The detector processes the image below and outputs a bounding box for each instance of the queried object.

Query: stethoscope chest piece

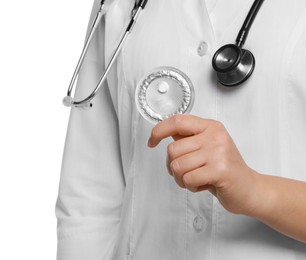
[135,67,194,124]
[212,44,255,87]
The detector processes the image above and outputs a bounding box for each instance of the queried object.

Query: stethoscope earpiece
[212,44,255,87]
[63,96,73,107]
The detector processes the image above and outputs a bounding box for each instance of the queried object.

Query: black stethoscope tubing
[212,0,265,87]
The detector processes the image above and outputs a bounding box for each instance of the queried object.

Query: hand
[148,114,261,215]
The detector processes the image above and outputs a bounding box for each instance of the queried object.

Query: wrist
[243,170,277,219]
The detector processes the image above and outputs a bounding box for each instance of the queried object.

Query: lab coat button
[193,215,206,232]
[197,41,209,56]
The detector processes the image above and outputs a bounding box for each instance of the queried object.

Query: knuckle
[215,160,229,176]
[172,114,185,128]
[215,143,227,157]
[213,129,230,146]
[182,173,192,186]
[211,119,224,129]
[167,142,175,158]
[173,174,185,189]
[183,174,198,193]
[170,160,180,175]
[183,172,196,187]
[215,158,231,179]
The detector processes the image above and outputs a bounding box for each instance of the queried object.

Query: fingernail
[189,187,198,193]
[147,138,152,148]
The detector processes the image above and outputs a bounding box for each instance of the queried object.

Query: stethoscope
[63,0,264,121]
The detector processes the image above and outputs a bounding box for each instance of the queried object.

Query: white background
[0,1,94,259]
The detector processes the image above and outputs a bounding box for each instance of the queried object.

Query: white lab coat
[56,0,306,259]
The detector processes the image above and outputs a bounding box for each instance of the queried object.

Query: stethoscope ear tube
[137,0,149,8]
[63,0,148,108]
[63,2,106,107]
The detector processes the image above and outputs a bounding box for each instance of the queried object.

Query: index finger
[147,114,210,148]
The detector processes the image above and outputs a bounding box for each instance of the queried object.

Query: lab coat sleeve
[56,1,125,259]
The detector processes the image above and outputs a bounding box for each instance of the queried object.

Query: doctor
[56,0,306,259]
